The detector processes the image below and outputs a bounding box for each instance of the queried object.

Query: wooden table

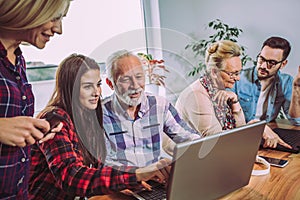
[220,119,300,200]
[90,119,300,200]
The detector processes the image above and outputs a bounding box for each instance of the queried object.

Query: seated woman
[29,54,170,199]
[176,40,245,136]
[175,40,290,149]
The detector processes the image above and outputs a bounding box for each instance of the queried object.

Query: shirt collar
[0,41,7,58]
[0,41,22,59]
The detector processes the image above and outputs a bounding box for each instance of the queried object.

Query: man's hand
[262,125,292,149]
[136,158,172,183]
[293,66,300,87]
[289,66,300,118]
[0,116,50,147]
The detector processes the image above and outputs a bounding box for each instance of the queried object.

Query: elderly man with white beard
[102,49,201,169]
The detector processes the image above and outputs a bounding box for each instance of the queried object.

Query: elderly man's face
[113,55,145,106]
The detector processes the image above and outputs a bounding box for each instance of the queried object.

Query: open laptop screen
[167,121,265,200]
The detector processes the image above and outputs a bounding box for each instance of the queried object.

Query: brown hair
[42,54,106,166]
[261,36,291,61]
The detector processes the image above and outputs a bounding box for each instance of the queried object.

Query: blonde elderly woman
[176,40,291,150]
[0,1,71,198]
[175,40,246,136]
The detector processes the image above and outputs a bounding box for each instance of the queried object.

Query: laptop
[132,120,266,200]
[260,128,300,153]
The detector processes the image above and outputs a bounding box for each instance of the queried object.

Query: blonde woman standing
[0,1,72,198]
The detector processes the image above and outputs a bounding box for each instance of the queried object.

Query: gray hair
[106,49,142,82]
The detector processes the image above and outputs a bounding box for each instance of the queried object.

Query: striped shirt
[102,92,201,167]
[0,42,34,199]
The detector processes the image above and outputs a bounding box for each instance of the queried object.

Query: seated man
[232,37,300,124]
[231,36,300,148]
[102,50,201,167]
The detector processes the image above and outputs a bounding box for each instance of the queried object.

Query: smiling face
[111,55,145,107]
[24,19,62,49]
[24,15,64,49]
[79,69,102,110]
[217,56,242,89]
[22,2,68,49]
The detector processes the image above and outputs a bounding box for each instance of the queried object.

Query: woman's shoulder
[179,79,208,100]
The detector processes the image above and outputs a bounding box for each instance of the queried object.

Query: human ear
[280,60,288,70]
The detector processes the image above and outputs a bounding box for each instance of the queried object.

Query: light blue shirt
[230,66,300,125]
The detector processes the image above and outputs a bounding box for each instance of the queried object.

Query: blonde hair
[0,0,71,31]
[205,40,242,71]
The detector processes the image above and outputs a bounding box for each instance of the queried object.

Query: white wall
[22,0,145,64]
[23,0,146,115]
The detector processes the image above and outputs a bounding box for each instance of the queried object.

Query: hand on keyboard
[262,124,292,149]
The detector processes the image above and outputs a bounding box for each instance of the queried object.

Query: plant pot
[145,83,166,97]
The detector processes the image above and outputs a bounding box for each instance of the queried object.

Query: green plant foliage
[185,19,254,76]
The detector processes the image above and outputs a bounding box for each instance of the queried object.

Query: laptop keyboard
[134,180,167,200]
[261,128,300,153]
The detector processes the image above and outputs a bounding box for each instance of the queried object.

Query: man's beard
[257,67,275,80]
[257,67,280,80]
[115,87,144,107]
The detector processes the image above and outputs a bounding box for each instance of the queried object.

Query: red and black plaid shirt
[29,108,139,200]
[0,42,34,199]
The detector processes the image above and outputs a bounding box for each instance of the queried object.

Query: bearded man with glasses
[231,36,300,149]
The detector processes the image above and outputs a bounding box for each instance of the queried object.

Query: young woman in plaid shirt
[29,54,170,199]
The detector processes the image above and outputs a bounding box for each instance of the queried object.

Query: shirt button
[22,95,26,100]
[21,158,26,162]
[16,76,20,80]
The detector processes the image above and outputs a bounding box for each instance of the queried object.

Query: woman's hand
[213,90,238,106]
[0,116,50,147]
[38,122,63,143]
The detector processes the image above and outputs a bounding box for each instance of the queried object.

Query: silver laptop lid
[167,121,266,200]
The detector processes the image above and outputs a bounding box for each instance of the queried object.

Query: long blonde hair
[0,0,71,31]
[205,40,242,71]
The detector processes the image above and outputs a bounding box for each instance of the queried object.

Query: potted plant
[185,19,254,76]
[137,52,169,95]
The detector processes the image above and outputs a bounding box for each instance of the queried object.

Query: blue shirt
[102,92,200,167]
[0,42,34,199]
[230,66,300,125]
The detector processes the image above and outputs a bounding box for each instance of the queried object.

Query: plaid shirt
[29,108,139,200]
[0,42,34,199]
[102,92,201,168]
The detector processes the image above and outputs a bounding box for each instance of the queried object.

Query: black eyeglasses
[257,55,284,69]
[220,70,241,79]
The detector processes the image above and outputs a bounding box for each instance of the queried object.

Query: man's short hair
[106,49,140,82]
[262,36,291,61]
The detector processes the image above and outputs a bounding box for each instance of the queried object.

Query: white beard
[114,86,143,107]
